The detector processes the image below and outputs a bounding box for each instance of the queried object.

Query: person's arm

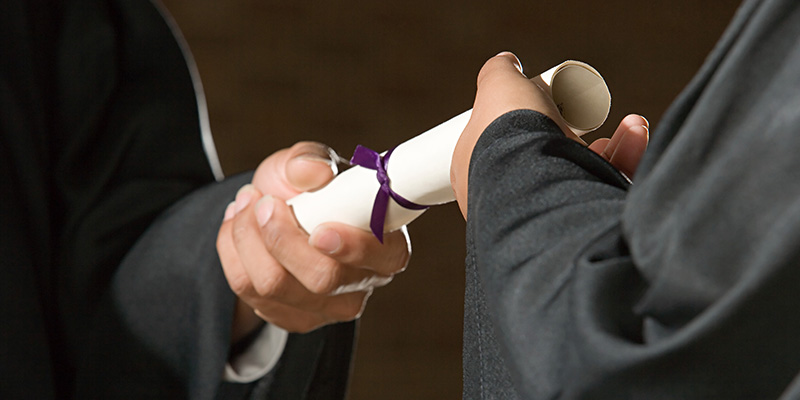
[451,52,647,216]
[452,53,652,398]
[48,1,236,397]
[9,0,403,397]
[215,142,412,399]
[466,109,636,398]
[77,167,365,400]
[73,153,399,399]
[457,32,800,398]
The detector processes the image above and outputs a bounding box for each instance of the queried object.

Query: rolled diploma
[286,60,611,235]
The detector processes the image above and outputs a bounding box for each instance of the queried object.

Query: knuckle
[477,57,504,87]
[306,260,342,295]
[231,224,249,247]
[252,272,286,298]
[262,220,284,251]
[228,273,252,296]
[215,228,227,251]
[307,275,336,295]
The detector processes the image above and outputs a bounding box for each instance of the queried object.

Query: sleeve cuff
[223,323,289,383]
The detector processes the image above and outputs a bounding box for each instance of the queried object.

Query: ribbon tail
[370,187,390,243]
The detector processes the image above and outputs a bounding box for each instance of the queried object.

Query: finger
[309,223,410,278]
[474,52,576,139]
[588,138,611,157]
[225,197,374,330]
[610,123,649,179]
[473,52,555,130]
[258,194,385,295]
[218,205,271,342]
[453,52,577,218]
[221,186,379,334]
[601,114,649,160]
[230,186,326,310]
[252,141,338,200]
[218,201,254,300]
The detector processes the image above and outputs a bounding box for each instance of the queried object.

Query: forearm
[467,104,800,398]
[467,109,630,276]
[466,110,637,398]
[71,174,244,398]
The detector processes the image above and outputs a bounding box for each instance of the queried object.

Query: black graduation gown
[464,0,800,398]
[0,0,353,398]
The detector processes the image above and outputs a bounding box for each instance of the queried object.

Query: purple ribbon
[350,145,429,243]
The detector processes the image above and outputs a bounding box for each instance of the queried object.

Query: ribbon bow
[350,145,429,243]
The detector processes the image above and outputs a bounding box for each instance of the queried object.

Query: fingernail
[495,51,524,76]
[292,152,337,173]
[641,115,650,129]
[223,201,236,221]
[287,151,339,192]
[255,196,275,227]
[622,123,648,142]
[309,227,342,255]
[235,184,255,213]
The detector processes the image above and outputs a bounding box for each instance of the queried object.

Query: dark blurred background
[160,1,741,398]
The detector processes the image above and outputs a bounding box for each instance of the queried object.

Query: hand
[217,142,411,340]
[451,52,649,217]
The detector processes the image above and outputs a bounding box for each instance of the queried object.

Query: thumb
[452,52,567,218]
[472,52,571,137]
[284,142,339,192]
[253,141,339,199]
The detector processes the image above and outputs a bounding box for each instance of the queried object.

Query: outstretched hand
[451,52,649,218]
[217,142,411,340]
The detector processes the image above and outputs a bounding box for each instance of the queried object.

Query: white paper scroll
[286,60,611,236]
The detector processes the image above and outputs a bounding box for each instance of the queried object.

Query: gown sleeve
[40,0,354,398]
[467,20,800,394]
